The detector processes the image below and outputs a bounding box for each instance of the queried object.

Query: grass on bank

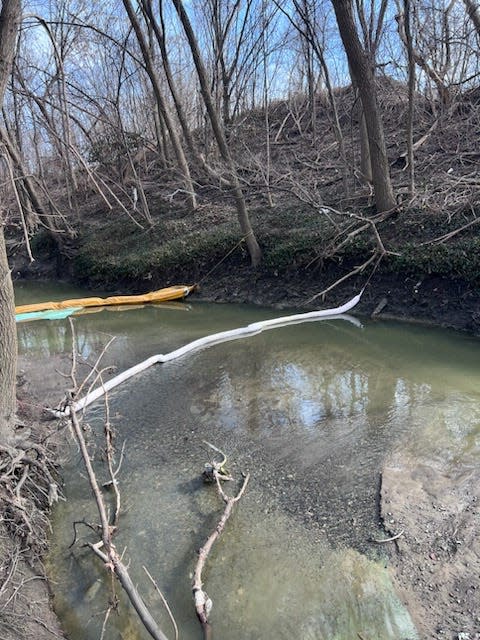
[31,201,479,291]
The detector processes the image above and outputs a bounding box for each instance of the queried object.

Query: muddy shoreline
[191,266,480,336]
[13,246,480,335]
[380,454,480,640]
[6,270,480,640]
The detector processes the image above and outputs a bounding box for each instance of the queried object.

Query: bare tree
[208,0,249,126]
[276,0,349,193]
[394,0,416,197]
[352,0,388,185]
[404,0,416,197]
[331,0,396,213]
[172,0,262,266]
[122,0,197,211]
[0,0,21,445]
[396,0,455,105]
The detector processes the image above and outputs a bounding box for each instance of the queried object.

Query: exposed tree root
[0,428,63,640]
[0,438,61,560]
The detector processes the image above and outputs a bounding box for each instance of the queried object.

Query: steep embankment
[10,200,480,334]
[7,79,480,332]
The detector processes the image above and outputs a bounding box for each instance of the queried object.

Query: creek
[15,282,480,639]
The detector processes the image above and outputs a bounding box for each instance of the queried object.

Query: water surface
[16,283,480,639]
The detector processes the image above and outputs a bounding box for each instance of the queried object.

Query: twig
[32,616,65,638]
[418,215,480,245]
[100,606,113,640]
[101,384,121,527]
[0,149,34,262]
[143,566,179,640]
[68,519,98,548]
[74,333,116,400]
[304,251,378,305]
[370,529,405,543]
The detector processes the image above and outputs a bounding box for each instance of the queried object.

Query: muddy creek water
[15,283,480,640]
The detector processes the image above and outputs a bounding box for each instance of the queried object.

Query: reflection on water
[16,283,480,639]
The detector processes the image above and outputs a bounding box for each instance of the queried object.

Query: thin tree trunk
[155,106,170,166]
[332,0,396,213]
[462,0,480,38]
[0,127,70,242]
[145,0,246,196]
[142,0,197,154]
[172,0,262,266]
[16,70,78,194]
[316,48,349,196]
[0,0,21,445]
[0,225,17,445]
[277,0,349,195]
[403,0,415,197]
[262,0,274,208]
[396,11,450,105]
[122,0,197,211]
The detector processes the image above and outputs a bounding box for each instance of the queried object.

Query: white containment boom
[55,292,363,417]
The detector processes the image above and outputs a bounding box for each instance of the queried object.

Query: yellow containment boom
[15,285,196,315]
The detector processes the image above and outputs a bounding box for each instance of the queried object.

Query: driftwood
[65,321,170,640]
[193,444,250,640]
[64,324,253,639]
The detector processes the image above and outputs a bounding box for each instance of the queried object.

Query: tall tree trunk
[403,0,415,197]
[462,0,480,37]
[142,0,197,154]
[122,0,197,211]
[0,0,21,445]
[172,0,262,266]
[331,0,396,212]
[0,227,17,445]
[261,0,274,208]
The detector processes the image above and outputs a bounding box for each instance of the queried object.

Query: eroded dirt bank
[1,372,66,640]
[194,267,480,336]
[12,241,480,336]
[381,455,480,640]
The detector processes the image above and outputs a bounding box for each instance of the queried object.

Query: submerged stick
[193,470,250,639]
[66,322,169,640]
[143,566,179,640]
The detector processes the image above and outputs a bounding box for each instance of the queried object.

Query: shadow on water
[16,285,480,639]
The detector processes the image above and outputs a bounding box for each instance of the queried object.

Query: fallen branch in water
[193,446,250,640]
[65,320,170,640]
